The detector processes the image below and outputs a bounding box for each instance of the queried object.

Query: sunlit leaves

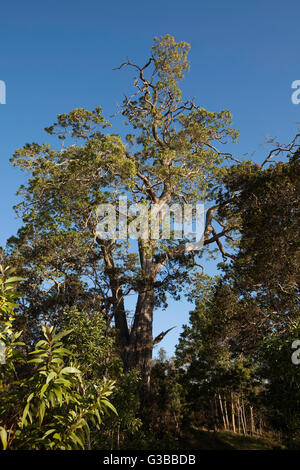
[0,270,117,450]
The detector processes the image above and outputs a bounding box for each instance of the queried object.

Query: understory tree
[176,280,264,435]
[0,266,117,450]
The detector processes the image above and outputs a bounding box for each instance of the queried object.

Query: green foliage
[62,307,118,379]
[175,144,300,442]
[149,349,186,436]
[17,325,116,450]
[0,266,25,373]
[176,282,262,429]
[1,36,299,450]
[60,308,142,449]
[217,149,300,330]
[259,321,300,445]
[99,370,142,449]
[0,268,117,450]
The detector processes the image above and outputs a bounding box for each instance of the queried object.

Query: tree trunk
[250,405,255,435]
[224,395,230,431]
[126,286,155,390]
[218,393,227,430]
[240,399,246,435]
[242,400,247,434]
[231,391,236,433]
[237,397,246,435]
[211,395,218,431]
[97,239,130,366]
[237,397,241,434]
[98,238,160,399]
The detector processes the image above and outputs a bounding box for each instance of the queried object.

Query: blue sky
[0,0,299,355]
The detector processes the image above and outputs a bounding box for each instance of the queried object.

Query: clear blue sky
[0,0,299,355]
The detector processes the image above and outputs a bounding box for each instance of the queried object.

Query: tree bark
[237,397,241,434]
[224,395,230,430]
[98,237,160,396]
[250,405,255,435]
[218,393,227,430]
[242,399,247,434]
[126,285,155,390]
[231,391,236,433]
[97,239,130,366]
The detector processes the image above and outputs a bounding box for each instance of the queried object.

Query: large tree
[7,35,239,389]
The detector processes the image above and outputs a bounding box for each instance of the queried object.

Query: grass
[180,427,286,450]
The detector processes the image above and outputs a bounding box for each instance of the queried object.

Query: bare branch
[260,133,300,168]
[153,326,176,345]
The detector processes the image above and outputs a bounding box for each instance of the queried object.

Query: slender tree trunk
[210,399,214,430]
[237,396,241,434]
[211,395,218,431]
[218,393,227,430]
[242,400,247,434]
[250,405,255,435]
[240,399,247,435]
[224,395,230,430]
[259,417,263,435]
[110,430,114,450]
[214,394,218,431]
[116,424,120,450]
[238,397,246,435]
[231,391,236,433]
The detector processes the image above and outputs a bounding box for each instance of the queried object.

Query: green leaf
[40,382,49,398]
[61,366,81,375]
[53,387,63,406]
[46,371,57,384]
[53,329,73,341]
[28,358,44,364]
[4,276,25,284]
[70,432,84,449]
[38,401,46,425]
[0,427,8,450]
[27,392,34,403]
[42,429,56,439]
[21,403,30,427]
[101,399,118,415]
